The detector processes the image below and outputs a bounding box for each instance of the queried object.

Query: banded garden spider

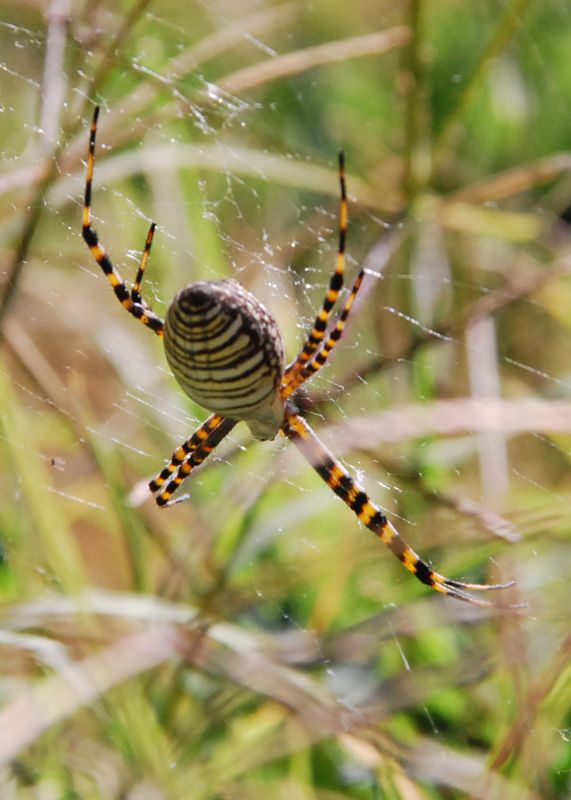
[82,106,516,607]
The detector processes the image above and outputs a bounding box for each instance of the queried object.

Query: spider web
[0,0,570,796]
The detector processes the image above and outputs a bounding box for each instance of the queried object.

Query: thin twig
[319,398,571,450]
[0,156,60,328]
[214,27,411,99]
[40,0,71,146]
[446,152,571,205]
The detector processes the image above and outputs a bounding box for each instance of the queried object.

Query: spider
[82,106,517,607]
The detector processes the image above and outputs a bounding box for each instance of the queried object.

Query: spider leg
[283,151,348,388]
[131,222,156,307]
[283,410,518,607]
[82,105,164,336]
[152,417,237,507]
[149,413,227,492]
[282,266,364,398]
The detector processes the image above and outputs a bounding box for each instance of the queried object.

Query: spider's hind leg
[150,416,236,507]
[283,409,520,608]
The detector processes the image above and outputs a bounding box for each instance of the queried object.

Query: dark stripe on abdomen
[164,279,285,421]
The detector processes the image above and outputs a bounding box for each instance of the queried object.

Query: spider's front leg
[281,266,364,399]
[283,151,349,390]
[283,409,520,607]
[82,105,164,336]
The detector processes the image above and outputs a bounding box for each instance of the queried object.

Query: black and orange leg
[82,105,164,336]
[131,222,156,307]
[283,410,518,607]
[149,413,227,493]
[153,417,237,507]
[283,151,348,389]
[282,266,364,398]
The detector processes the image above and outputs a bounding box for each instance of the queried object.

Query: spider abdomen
[164,279,286,439]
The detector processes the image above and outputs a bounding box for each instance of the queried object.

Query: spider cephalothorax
[82,106,518,607]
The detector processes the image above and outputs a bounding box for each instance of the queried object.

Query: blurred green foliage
[0,0,570,797]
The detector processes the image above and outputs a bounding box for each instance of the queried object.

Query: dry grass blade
[0,626,182,769]
[0,163,49,197]
[320,399,571,452]
[489,631,571,772]
[110,2,300,123]
[1,2,570,795]
[446,152,571,205]
[401,737,541,800]
[438,203,543,242]
[215,27,411,97]
[156,1,298,75]
[39,0,70,147]
[374,452,521,543]
[53,141,383,210]
[434,494,520,543]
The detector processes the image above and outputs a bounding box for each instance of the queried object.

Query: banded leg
[149,413,227,492]
[283,151,348,388]
[283,410,516,606]
[282,267,364,398]
[131,222,156,307]
[153,417,237,507]
[82,105,164,336]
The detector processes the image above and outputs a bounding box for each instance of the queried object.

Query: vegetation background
[0,0,570,797]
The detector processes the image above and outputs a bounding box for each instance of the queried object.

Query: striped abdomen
[164,279,286,439]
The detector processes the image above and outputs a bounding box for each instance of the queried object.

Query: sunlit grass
[0,0,570,797]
